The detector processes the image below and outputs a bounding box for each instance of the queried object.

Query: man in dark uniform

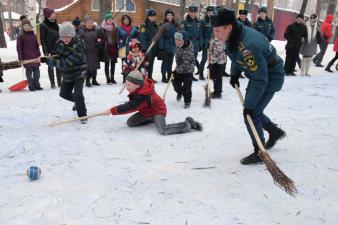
[139,9,158,82]
[211,7,286,165]
[181,5,203,81]
[199,6,215,80]
[253,6,275,42]
[237,9,252,27]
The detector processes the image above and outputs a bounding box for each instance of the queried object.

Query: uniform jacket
[228,23,284,109]
[200,16,213,48]
[110,78,167,117]
[159,20,179,54]
[237,17,253,28]
[139,19,158,57]
[253,17,275,41]
[181,15,203,52]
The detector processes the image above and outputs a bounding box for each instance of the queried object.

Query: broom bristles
[258,151,297,197]
[203,84,211,108]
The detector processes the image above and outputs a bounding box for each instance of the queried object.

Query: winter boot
[300,58,306,76]
[86,77,92,87]
[185,117,203,131]
[106,76,112,85]
[199,74,205,80]
[305,57,312,76]
[240,150,263,165]
[48,70,56,89]
[91,72,100,86]
[192,76,198,82]
[72,104,77,111]
[161,73,168,83]
[211,92,222,99]
[110,74,117,84]
[184,102,191,109]
[80,118,88,124]
[176,93,182,102]
[264,122,286,149]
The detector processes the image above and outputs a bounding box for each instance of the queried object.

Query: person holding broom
[211,7,286,165]
[101,70,202,135]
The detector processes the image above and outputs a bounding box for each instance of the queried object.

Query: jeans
[59,78,87,117]
[126,113,191,135]
[199,47,208,75]
[161,53,174,76]
[244,90,274,148]
[25,67,41,89]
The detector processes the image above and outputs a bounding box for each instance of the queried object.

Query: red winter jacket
[321,15,334,44]
[110,79,167,117]
[333,38,338,52]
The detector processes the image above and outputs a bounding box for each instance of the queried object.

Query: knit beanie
[105,12,113,20]
[126,70,144,86]
[72,17,81,27]
[21,18,31,27]
[59,21,76,37]
[43,8,55,18]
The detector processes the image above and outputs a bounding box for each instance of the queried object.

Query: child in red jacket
[102,70,202,135]
[325,37,338,72]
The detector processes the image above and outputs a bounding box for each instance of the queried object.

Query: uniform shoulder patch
[140,25,146,33]
[242,50,258,72]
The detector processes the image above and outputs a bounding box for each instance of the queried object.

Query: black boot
[325,67,334,73]
[161,73,168,83]
[199,74,205,80]
[264,123,286,149]
[185,117,203,131]
[106,77,112,85]
[72,104,77,111]
[86,77,92,87]
[110,74,117,84]
[184,102,191,109]
[176,93,182,102]
[91,71,100,86]
[48,70,56,89]
[240,150,262,165]
[211,92,222,99]
[192,76,198,82]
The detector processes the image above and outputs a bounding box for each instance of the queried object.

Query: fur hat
[206,6,215,12]
[211,7,237,27]
[59,21,76,37]
[147,9,157,17]
[43,8,55,18]
[165,8,175,17]
[239,9,248,15]
[126,70,144,86]
[188,5,198,12]
[258,6,267,14]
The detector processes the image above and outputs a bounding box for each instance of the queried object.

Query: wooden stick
[203,50,211,108]
[47,112,104,127]
[162,72,174,100]
[235,85,297,196]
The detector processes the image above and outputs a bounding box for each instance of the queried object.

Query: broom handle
[207,50,211,98]
[47,112,104,127]
[21,55,58,65]
[118,41,157,95]
[162,72,174,100]
[235,85,266,153]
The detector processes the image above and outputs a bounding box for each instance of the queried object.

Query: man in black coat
[40,8,61,88]
[284,14,307,76]
[237,9,252,27]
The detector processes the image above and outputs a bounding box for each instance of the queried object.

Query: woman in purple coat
[16,19,42,91]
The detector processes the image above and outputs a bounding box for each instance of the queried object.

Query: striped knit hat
[126,70,144,86]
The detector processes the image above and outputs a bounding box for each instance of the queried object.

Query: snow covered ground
[1,39,338,225]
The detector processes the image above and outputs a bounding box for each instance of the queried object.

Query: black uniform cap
[239,9,248,15]
[189,5,198,12]
[147,9,156,17]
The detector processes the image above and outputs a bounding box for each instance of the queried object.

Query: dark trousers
[25,67,41,89]
[172,72,193,104]
[210,63,224,95]
[86,70,97,83]
[284,48,300,74]
[161,53,174,76]
[244,90,274,149]
[326,52,338,69]
[48,62,61,86]
[194,51,200,73]
[59,78,87,117]
[127,113,191,135]
[147,54,155,79]
[105,59,116,80]
[199,47,208,75]
[313,42,329,65]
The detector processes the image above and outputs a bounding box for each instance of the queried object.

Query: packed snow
[0,39,338,225]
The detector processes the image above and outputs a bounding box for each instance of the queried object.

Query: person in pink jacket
[313,15,334,67]
[325,37,338,72]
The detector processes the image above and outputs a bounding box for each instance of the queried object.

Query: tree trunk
[315,0,322,18]
[24,0,36,30]
[235,0,240,17]
[99,0,112,23]
[7,0,15,40]
[0,4,7,48]
[326,0,337,15]
[300,0,309,15]
[245,0,250,10]
[251,0,256,22]
[37,0,46,24]
[180,0,186,22]
[267,0,274,19]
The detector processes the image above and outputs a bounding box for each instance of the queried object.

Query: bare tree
[0,2,7,48]
[326,0,337,15]
[235,0,240,17]
[300,0,309,15]
[7,0,15,40]
[37,0,46,24]
[245,0,250,10]
[267,0,274,19]
[24,0,36,30]
[180,0,186,22]
[315,0,322,18]
[99,0,112,23]
[251,0,256,22]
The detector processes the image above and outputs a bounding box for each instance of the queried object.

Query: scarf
[101,20,116,31]
[306,20,317,44]
[121,24,132,35]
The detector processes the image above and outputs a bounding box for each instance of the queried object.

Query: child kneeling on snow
[102,70,202,135]
[41,22,88,123]
[172,31,195,109]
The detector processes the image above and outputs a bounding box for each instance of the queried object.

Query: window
[115,0,136,12]
[92,0,99,11]
[152,0,180,5]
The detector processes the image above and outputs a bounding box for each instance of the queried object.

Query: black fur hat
[239,9,248,15]
[165,8,175,16]
[147,9,156,17]
[206,6,215,12]
[211,7,237,27]
[188,5,198,12]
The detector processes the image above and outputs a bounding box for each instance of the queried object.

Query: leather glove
[243,108,254,117]
[229,76,240,88]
